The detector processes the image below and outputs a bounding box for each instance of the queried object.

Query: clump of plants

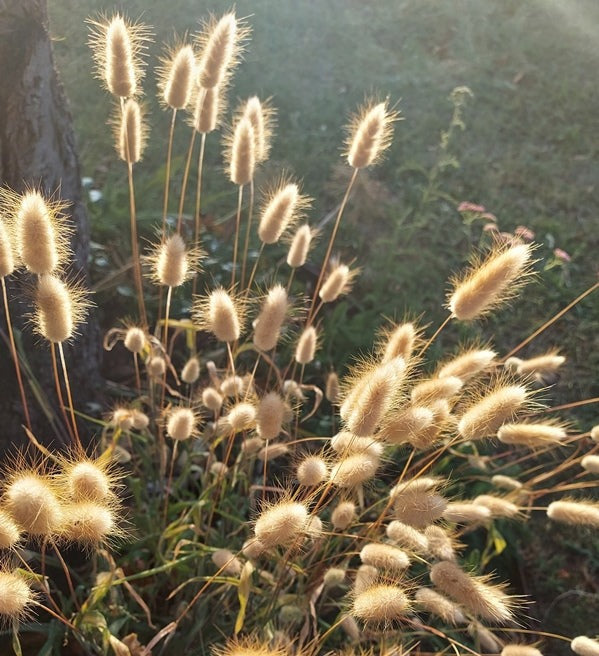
[0,9,598,656]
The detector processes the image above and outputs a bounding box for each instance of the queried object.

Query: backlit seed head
[448,243,533,320]
[354,564,378,594]
[212,548,242,576]
[242,96,275,163]
[380,406,435,446]
[223,402,257,433]
[295,325,318,364]
[60,501,116,545]
[286,223,315,269]
[329,452,380,488]
[111,407,133,430]
[547,500,599,527]
[253,284,288,352]
[340,357,406,437]
[258,180,310,245]
[351,582,410,627]
[469,622,503,654]
[378,321,420,364]
[437,347,497,380]
[192,85,224,134]
[390,476,443,499]
[220,375,245,397]
[430,561,516,624]
[491,474,523,491]
[425,525,459,561]
[319,259,358,303]
[240,437,264,455]
[0,510,21,549]
[411,376,463,405]
[147,355,166,378]
[331,500,356,530]
[254,500,309,548]
[256,392,285,439]
[0,220,16,277]
[227,116,255,186]
[325,371,340,404]
[201,387,224,412]
[131,409,149,430]
[360,543,410,573]
[581,455,599,474]
[257,443,289,462]
[159,43,195,110]
[392,490,447,529]
[166,407,197,441]
[443,502,492,525]
[195,13,248,89]
[66,460,111,501]
[4,473,63,537]
[212,636,285,656]
[346,100,398,169]
[497,421,567,447]
[415,587,467,626]
[474,495,520,519]
[88,14,151,98]
[242,538,265,560]
[571,637,599,656]
[297,455,328,486]
[14,190,70,275]
[34,275,90,344]
[512,351,565,376]
[0,570,33,621]
[458,383,529,440]
[117,99,146,164]
[590,425,599,442]
[181,356,200,384]
[124,326,146,353]
[148,234,201,288]
[324,567,346,587]
[502,645,544,656]
[195,288,244,343]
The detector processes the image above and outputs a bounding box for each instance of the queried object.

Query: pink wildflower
[554,248,571,262]
[458,201,486,213]
[515,225,535,240]
[483,222,499,232]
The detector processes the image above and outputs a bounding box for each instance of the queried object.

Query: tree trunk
[0,0,101,450]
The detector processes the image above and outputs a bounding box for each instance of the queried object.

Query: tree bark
[0,0,101,450]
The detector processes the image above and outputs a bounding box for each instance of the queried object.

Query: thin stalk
[58,342,82,449]
[163,286,173,348]
[52,541,81,612]
[192,132,208,299]
[133,351,141,393]
[163,439,179,525]
[503,280,599,360]
[419,312,453,356]
[307,167,358,322]
[240,178,255,288]
[245,242,265,295]
[176,128,198,234]
[161,108,177,239]
[1,277,31,430]
[51,343,75,443]
[285,267,296,293]
[231,184,244,287]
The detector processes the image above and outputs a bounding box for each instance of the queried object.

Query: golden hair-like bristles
[226,115,255,186]
[117,98,146,164]
[253,284,288,352]
[158,43,195,110]
[295,325,318,365]
[286,223,315,269]
[571,637,599,656]
[319,258,359,303]
[415,587,467,626]
[256,392,286,440]
[254,499,309,549]
[194,287,245,343]
[258,179,311,245]
[166,406,198,441]
[497,421,567,447]
[331,500,356,530]
[346,99,399,169]
[437,347,497,380]
[0,570,34,622]
[351,582,410,627]
[360,543,410,573]
[146,233,202,288]
[0,219,16,278]
[4,471,63,538]
[34,274,90,344]
[241,96,276,163]
[547,499,599,527]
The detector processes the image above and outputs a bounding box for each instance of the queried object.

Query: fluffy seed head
[547,500,599,527]
[590,425,599,442]
[112,407,133,430]
[259,182,309,244]
[448,244,533,320]
[131,409,149,430]
[0,220,15,277]
[497,422,566,447]
[425,525,458,561]
[253,284,288,351]
[330,431,383,458]
[351,583,410,626]
[491,474,523,491]
[88,14,149,98]
[166,407,196,441]
[571,637,599,656]
[228,116,255,185]
[390,475,443,498]
[393,490,447,529]
[61,501,115,545]
[0,571,33,620]
[415,587,467,625]
[196,288,243,342]
[160,44,195,109]
[212,548,242,575]
[326,371,340,404]
[319,260,357,303]
[287,223,313,268]
[297,455,328,486]
[124,326,146,353]
[474,495,520,518]
[181,357,200,384]
[581,455,599,474]
[380,322,418,363]
[329,452,380,488]
[5,473,63,537]
[295,325,317,364]
[430,561,515,623]
[254,500,308,548]
[0,510,21,549]
[67,461,111,501]
[193,86,222,134]
[323,567,346,587]
[438,348,497,380]
[386,521,429,553]
[242,96,275,163]
[458,383,528,440]
[223,402,257,433]
[411,376,463,405]
[257,443,288,462]
[469,622,503,653]
[196,13,243,89]
[147,355,166,378]
[35,275,89,344]
[151,234,197,288]
[118,99,145,164]
[16,191,63,275]
[502,646,544,656]
[381,406,435,446]
[241,437,264,455]
[360,543,410,573]
[354,564,378,594]
[511,351,565,376]
[201,387,223,412]
[443,502,492,524]
[331,500,356,530]
[340,357,406,437]
[346,100,397,169]
[220,375,245,397]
